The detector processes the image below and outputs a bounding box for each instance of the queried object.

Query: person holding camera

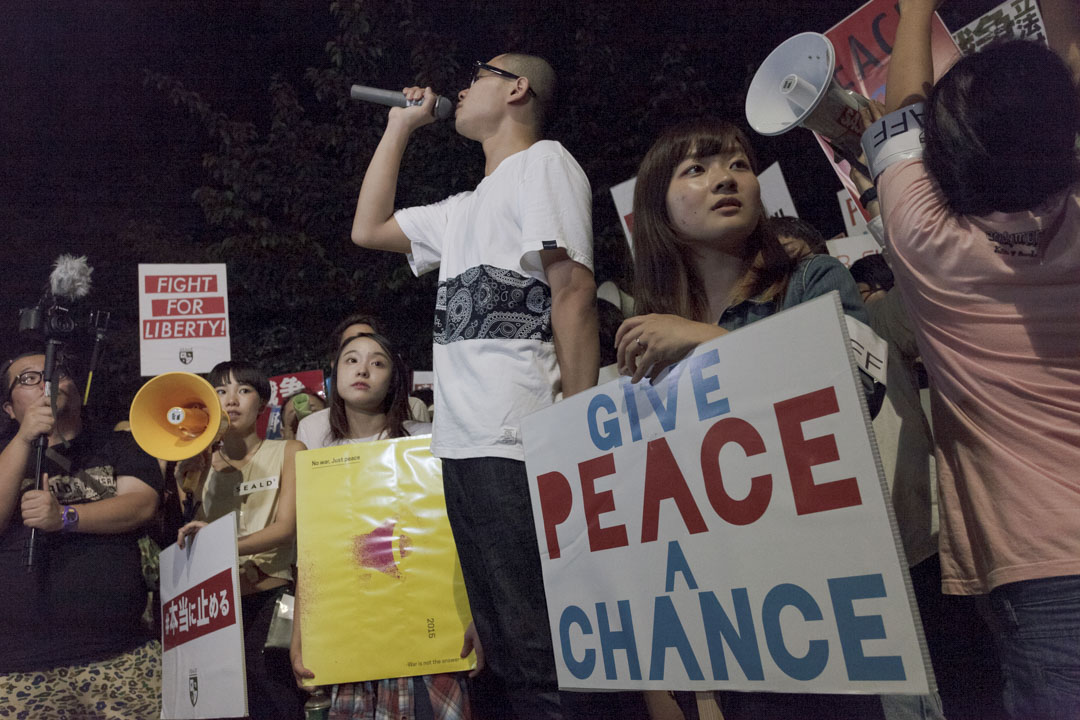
[0,349,163,718]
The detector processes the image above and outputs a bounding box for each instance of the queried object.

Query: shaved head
[496,53,556,128]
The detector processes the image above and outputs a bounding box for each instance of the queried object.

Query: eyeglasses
[7,367,68,397]
[470,61,538,98]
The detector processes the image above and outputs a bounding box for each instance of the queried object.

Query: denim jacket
[717,254,879,409]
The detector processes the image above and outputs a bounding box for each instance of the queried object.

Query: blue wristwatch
[60,505,79,533]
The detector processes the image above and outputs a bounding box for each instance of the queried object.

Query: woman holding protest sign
[615,119,872,391]
[176,360,307,719]
[289,330,472,720]
[615,119,883,720]
[863,1,1080,716]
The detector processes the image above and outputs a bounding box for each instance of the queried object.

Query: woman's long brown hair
[328,332,412,442]
[631,119,793,321]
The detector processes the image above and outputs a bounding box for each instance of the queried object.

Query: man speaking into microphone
[351,54,600,718]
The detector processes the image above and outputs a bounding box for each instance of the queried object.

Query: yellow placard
[295,436,474,684]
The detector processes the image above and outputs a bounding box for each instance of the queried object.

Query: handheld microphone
[349,85,454,120]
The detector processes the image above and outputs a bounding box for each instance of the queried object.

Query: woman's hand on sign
[615,314,727,383]
[176,520,207,549]
[291,634,317,689]
[460,621,485,678]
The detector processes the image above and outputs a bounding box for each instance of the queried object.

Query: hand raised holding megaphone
[746,32,869,164]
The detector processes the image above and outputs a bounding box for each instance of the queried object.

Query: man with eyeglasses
[352,54,600,719]
[0,349,163,718]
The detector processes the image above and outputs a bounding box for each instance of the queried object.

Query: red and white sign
[827,233,880,269]
[837,189,869,237]
[610,177,637,253]
[259,369,327,439]
[522,295,930,694]
[139,264,231,376]
[818,0,961,224]
[160,513,246,719]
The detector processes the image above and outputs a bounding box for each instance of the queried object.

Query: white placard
[160,513,246,719]
[837,189,869,237]
[827,233,880,269]
[846,316,889,386]
[610,177,637,252]
[412,370,435,392]
[522,294,930,694]
[139,263,231,376]
[758,162,799,218]
[611,161,798,252]
[951,0,1046,54]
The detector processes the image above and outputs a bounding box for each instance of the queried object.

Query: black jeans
[442,457,561,719]
[242,585,306,720]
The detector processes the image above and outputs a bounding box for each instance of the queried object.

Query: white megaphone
[746,32,869,164]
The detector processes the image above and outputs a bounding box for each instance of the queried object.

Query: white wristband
[860,103,926,181]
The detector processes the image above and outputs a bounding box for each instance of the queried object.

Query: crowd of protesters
[1,0,1078,718]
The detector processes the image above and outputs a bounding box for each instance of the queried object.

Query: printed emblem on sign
[188,670,199,706]
[179,348,194,364]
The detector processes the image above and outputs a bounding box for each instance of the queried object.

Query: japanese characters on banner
[609,162,798,250]
[521,294,931,693]
[139,264,230,376]
[294,436,474,685]
[952,0,1046,55]
[258,370,327,439]
[817,0,961,222]
[160,513,246,719]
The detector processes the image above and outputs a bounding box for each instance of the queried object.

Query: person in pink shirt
[872,1,1080,717]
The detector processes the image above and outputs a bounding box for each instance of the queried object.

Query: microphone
[49,254,93,300]
[349,85,454,120]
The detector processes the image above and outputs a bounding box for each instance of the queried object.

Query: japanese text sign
[160,513,246,719]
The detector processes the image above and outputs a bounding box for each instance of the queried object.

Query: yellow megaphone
[129,372,229,461]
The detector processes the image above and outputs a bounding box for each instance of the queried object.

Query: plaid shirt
[330,673,469,720]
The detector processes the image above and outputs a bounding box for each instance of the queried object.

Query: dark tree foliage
[123,0,1006,415]
[140,0,753,382]
[143,0,476,376]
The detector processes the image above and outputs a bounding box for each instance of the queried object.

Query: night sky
[1,0,999,399]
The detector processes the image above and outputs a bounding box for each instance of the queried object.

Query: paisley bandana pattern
[434,265,552,345]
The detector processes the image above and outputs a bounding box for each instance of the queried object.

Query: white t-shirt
[296,408,430,449]
[395,140,593,461]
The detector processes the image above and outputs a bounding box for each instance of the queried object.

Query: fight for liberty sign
[139,263,231,376]
[522,294,931,694]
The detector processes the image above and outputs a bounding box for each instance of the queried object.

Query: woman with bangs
[290,331,471,720]
[615,119,881,720]
[615,119,870,387]
[176,360,306,719]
